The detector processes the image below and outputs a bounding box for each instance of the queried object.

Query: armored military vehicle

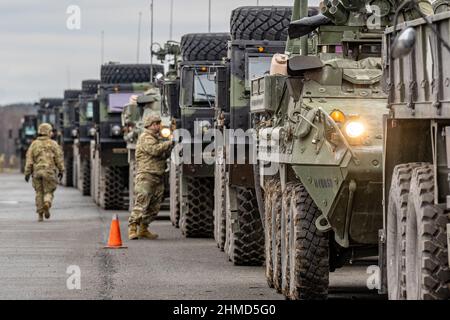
[90,63,163,210]
[60,89,82,187]
[249,0,395,299]
[168,33,230,237]
[73,80,100,196]
[17,115,38,173]
[211,6,294,266]
[36,98,64,138]
[382,0,450,300]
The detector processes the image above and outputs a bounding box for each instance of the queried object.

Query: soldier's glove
[58,173,63,181]
[25,175,30,183]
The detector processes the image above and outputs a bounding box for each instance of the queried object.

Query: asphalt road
[0,173,386,300]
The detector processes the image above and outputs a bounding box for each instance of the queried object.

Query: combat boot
[43,202,51,219]
[138,223,158,240]
[38,213,44,222]
[128,223,138,240]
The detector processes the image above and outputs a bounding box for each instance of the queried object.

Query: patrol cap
[38,123,53,136]
[144,114,162,128]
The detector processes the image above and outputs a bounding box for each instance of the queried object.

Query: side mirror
[391,27,416,59]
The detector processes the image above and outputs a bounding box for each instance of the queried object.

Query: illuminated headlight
[200,120,211,133]
[111,125,122,136]
[160,127,172,139]
[88,127,97,137]
[345,121,365,138]
[71,129,78,138]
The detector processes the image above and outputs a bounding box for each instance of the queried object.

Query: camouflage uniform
[128,115,173,237]
[24,123,65,221]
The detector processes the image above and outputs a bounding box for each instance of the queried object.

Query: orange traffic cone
[104,214,127,249]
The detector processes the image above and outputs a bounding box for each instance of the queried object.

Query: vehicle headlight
[160,127,172,139]
[89,127,97,137]
[71,129,78,138]
[111,125,122,136]
[345,121,365,138]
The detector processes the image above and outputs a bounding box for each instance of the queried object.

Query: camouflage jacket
[135,129,173,176]
[24,136,65,176]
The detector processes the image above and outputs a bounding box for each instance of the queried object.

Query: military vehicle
[169,33,230,237]
[90,63,163,210]
[36,98,64,138]
[382,0,450,300]
[249,0,397,299]
[17,115,38,173]
[73,80,100,196]
[60,89,82,187]
[211,6,294,266]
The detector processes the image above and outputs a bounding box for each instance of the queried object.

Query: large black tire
[214,150,227,250]
[406,164,450,300]
[289,183,329,300]
[230,6,293,41]
[169,160,181,228]
[99,166,129,210]
[179,176,214,238]
[264,178,279,288]
[81,159,90,196]
[82,80,100,95]
[281,183,295,298]
[64,90,81,100]
[100,63,164,84]
[63,155,74,187]
[180,33,230,62]
[40,98,63,108]
[387,163,425,300]
[271,182,283,292]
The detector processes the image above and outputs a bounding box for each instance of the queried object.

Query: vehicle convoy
[17,115,38,173]
[90,63,163,210]
[169,32,230,238]
[382,0,450,300]
[60,89,82,187]
[249,0,399,299]
[73,80,100,196]
[212,6,295,266]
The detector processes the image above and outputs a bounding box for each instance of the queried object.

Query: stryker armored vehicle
[169,33,230,237]
[382,0,450,300]
[73,80,100,196]
[90,63,162,210]
[60,89,82,187]
[17,115,38,173]
[249,0,395,299]
[212,6,294,266]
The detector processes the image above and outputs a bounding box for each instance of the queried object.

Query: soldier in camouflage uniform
[128,115,174,240]
[24,123,65,222]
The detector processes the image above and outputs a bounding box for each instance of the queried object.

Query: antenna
[257,0,260,6]
[208,0,211,32]
[170,0,174,40]
[137,11,142,63]
[150,0,154,81]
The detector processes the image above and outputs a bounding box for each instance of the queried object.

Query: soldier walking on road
[128,115,174,240]
[24,123,65,222]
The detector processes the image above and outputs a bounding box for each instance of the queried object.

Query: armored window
[193,73,216,105]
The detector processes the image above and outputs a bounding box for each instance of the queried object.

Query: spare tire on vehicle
[100,63,164,84]
[64,90,82,100]
[40,98,63,108]
[180,33,230,62]
[82,80,100,95]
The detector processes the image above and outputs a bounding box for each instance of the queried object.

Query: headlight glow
[71,129,78,138]
[345,121,365,138]
[111,125,122,136]
[160,127,172,139]
[89,128,97,137]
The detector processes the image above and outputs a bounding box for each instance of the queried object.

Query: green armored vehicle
[73,80,100,196]
[90,63,163,210]
[17,114,38,173]
[36,98,64,139]
[169,33,230,237]
[212,6,294,266]
[382,0,450,300]
[250,0,394,299]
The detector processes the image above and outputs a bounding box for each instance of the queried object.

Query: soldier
[128,115,174,240]
[24,123,65,222]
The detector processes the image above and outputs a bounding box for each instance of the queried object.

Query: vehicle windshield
[108,93,141,113]
[24,126,36,136]
[86,101,94,119]
[246,56,272,86]
[193,73,216,105]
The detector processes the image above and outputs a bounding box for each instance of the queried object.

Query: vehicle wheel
[82,80,100,95]
[289,183,329,300]
[406,164,450,300]
[64,90,81,100]
[214,149,226,250]
[63,155,74,187]
[169,160,181,228]
[281,183,295,298]
[271,182,283,292]
[387,163,425,300]
[99,166,129,210]
[100,63,164,84]
[81,159,90,196]
[230,6,292,41]
[180,33,230,62]
[179,176,214,238]
[263,178,279,288]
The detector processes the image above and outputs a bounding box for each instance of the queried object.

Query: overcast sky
[0,0,320,105]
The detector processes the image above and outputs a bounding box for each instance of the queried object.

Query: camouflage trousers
[129,173,164,226]
[32,171,57,215]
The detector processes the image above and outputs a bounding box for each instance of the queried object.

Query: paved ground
[0,173,385,300]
